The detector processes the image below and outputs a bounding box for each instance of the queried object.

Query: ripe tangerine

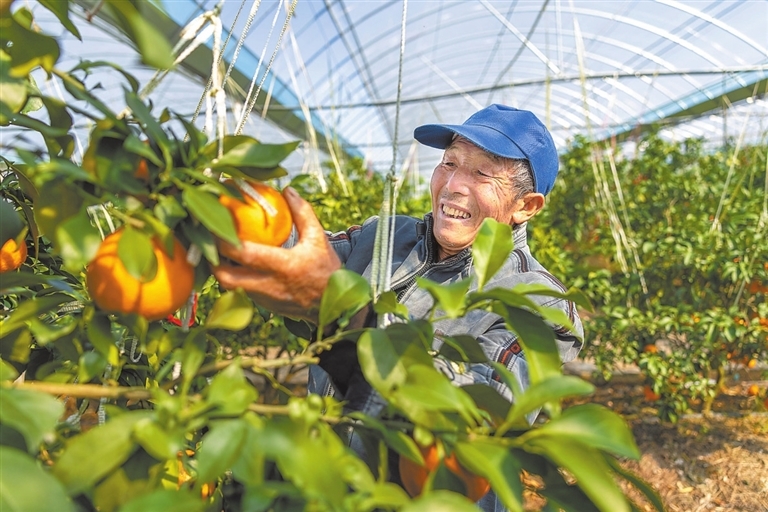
[643,385,661,401]
[747,384,760,397]
[134,159,149,180]
[218,180,292,246]
[399,443,490,502]
[86,230,195,321]
[0,237,27,273]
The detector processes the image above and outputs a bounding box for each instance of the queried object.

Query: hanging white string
[370,0,408,314]
[283,29,329,193]
[235,0,299,135]
[189,0,254,130]
[235,0,286,135]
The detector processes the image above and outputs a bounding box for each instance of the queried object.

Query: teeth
[442,205,470,219]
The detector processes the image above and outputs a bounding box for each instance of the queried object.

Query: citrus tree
[535,134,768,421]
[1,2,664,511]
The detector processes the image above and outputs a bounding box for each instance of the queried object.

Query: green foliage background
[532,134,768,420]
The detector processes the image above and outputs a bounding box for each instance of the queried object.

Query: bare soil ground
[559,365,768,512]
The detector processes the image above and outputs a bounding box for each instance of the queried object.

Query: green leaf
[119,489,205,512]
[537,466,600,512]
[522,404,640,460]
[438,334,488,364]
[512,283,594,313]
[0,446,75,512]
[32,178,83,239]
[605,455,666,512]
[55,208,102,273]
[52,411,150,495]
[347,414,424,465]
[0,328,31,364]
[117,227,158,282]
[209,139,300,170]
[357,328,430,395]
[104,2,174,70]
[123,91,171,151]
[0,359,19,381]
[182,187,240,246]
[28,316,77,347]
[5,12,60,75]
[373,290,409,318]
[416,277,471,318]
[524,438,631,512]
[86,312,119,366]
[318,269,371,332]
[77,351,107,383]
[0,200,24,246]
[0,387,63,451]
[495,305,561,384]
[230,418,266,487]
[196,419,249,483]
[207,361,258,416]
[37,0,81,39]
[393,365,480,427]
[472,218,513,291]
[454,440,524,512]
[180,221,219,266]
[0,294,73,338]
[70,61,140,94]
[180,329,206,394]
[400,490,479,512]
[505,376,594,425]
[0,52,30,125]
[154,195,188,229]
[132,417,184,461]
[204,289,254,331]
[460,384,511,424]
[257,418,351,507]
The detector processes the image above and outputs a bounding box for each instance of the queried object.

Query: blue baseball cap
[413,104,560,195]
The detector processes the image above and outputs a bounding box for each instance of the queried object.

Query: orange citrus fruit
[747,384,760,397]
[134,159,149,180]
[218,180,292,246]
[643,344,658,354]
[0,237,27,273]
[399,443,490,502]
[86,230,195,321]
[643,385,661,401]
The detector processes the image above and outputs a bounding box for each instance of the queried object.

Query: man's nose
[444,168,470,194]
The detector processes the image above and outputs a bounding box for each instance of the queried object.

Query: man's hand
[212,187,341,324]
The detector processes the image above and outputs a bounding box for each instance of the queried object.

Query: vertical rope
[235,0,299,135]
[370,0,408,312]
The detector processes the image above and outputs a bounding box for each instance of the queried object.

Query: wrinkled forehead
[447,135,506,165]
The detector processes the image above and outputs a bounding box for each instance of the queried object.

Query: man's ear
[511,192,546,225]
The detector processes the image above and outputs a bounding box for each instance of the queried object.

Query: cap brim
[414,123,528,161]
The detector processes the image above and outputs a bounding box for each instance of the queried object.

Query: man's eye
[476,170,490,177]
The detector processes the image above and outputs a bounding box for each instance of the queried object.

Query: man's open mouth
[442,205,470,219]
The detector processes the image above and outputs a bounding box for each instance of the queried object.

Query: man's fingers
[217,239,289,268]
[212,262,271,291]
[283,187,326,241]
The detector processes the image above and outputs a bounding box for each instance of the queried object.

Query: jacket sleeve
[433,298,584,420]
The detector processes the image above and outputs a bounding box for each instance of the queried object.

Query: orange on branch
[399,443,490,502]
[0,237,27,272]
[86,230,195,321]
[134,159,149,180]
[747,384,760,397]
[218,180,292,246]
[643,385,661,401]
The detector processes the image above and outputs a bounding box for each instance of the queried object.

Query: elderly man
[214,104,583,510]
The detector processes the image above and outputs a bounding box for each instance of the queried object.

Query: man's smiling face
[429,138,522,261]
